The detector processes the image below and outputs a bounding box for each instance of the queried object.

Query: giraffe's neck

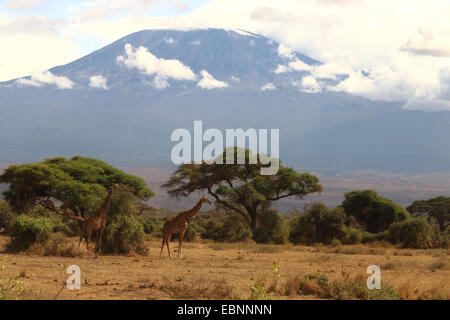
[95,189,114,219]
[184,200,203,219]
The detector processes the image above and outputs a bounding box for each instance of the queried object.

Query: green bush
[138,216,160,235]
[344,227,363,244]
[0,200,14,229]
[289,203,348,245]
[202,214,252,242]
[387,217,435,249]
[342,190,410,233]
[7,215,54,252]
[253,209,289,244]
[102,215,147,255]
[361,231,388,243]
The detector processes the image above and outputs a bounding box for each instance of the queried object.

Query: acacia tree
[407,196,450,232]
[163,148,322,230]
[0,156,154,217]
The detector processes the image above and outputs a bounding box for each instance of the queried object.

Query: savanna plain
[1,235,448,300]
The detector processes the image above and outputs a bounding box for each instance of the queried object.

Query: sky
[0,0,449,111]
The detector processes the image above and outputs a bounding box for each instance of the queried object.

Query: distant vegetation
[0,153,448,255]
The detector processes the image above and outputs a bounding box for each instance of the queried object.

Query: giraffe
[35,183,121,253]
[160,195,211,259]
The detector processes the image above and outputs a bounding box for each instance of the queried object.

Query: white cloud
[89,75,108,89]
[288,59,312,72]
[197,70,229,89]
[165,37,175,44]
[78,0,159,22]
[274,64,289,74]
[17,70,74,89]
[6,0,48,11]
[152,75,169,89]
[299,75,322,93]
[0,14,79,82]
[117,43,196,89]
[261,82,276,91]
[277,43,295,60]
[402,98,450,112]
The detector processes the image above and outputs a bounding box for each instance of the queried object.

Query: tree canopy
[407,196,450,232]
[163,148,322,230]
[341,190,410,233]
[0,156,154,217]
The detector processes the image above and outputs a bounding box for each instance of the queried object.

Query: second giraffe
[160,195,211,259]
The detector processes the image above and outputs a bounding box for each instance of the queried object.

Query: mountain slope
[0,28,449,173]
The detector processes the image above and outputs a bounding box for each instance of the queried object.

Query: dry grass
[0,235,448,300]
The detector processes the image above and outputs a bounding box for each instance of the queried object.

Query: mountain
[0,28,449,173]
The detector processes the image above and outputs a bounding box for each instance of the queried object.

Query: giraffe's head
[111,183,122,190]
[200,194,212,204]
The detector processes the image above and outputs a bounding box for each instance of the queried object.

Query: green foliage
[342,190,410,233]
[387,217,435,249]
[202,214,252,242]
[7,215,54,252]
[249,278,273,300]
[0,200,13,229]
[102,215,147,255]
[138,216,160,234]
[253,208,289,244]
[0,156,153,216]
[407,196,450,232]
[289,203,353,245]
[163,147,322,230]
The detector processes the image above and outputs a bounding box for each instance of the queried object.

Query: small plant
[249,277,272,300]
[0,260,28,300]
[330,239,342,248]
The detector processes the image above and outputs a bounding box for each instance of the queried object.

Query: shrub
[7,215,54,252]
[289,203,348,245]
[342,190,410,233]
[102,215,147,255]
[344,227,363,244]
[138,216,160,235]
[202,214,252,242]
[387,217,435,249]
[253,209,289,244]
[0,200,14,230]
[43,232,84,257]
[282,273,400,300]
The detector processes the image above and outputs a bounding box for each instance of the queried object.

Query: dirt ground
[0,236,448,300]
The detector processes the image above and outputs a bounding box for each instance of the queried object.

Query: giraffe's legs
[160,233,173,259]
[177,230,185,259]
[159,238,165,258]
[166,234,173,259]
[97,224,105,254]
[85,229,92,251]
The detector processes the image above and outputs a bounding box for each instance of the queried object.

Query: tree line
[0,150,448,254]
